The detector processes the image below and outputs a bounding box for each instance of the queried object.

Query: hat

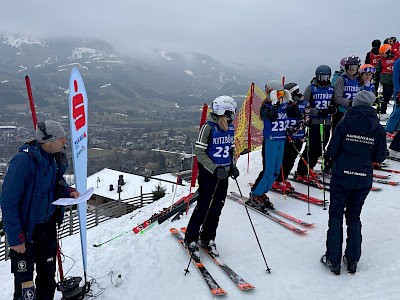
[352,91,375,107]
[36,120,66,143]
[265,80,283,92]
[372,39,381,48]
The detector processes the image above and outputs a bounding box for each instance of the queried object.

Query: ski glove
[317,109,329,118]
[214,166,228,180]
[229,166,240,179]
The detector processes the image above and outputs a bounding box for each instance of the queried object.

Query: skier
[294,65,335,183]
[358,64,376,93]
[0,120,80,300]
[365,39,381,95]
[386,58,400,158]
[184,96,239,259]
[272,82,310,192]
[332,55,361,131]
[321,91,387,275]
[388,36,400,57]
[331,57,347,86]
[248,80,300,210]
[376,44,398,118]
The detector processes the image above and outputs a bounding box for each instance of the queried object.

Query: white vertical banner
[68,68,88,276]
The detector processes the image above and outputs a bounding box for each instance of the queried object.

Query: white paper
[52,187,94,206]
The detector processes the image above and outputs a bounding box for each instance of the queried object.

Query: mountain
[0,34,275,112]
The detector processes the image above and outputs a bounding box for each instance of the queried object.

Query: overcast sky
[1,0,400,81]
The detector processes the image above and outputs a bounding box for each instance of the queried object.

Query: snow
[158,50,173,61]
[1,150,400,300]
[2,35,47,48]
[185,70,196,78]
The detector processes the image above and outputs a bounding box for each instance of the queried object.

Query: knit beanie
[352,91,376,107]
[36,120,66,143]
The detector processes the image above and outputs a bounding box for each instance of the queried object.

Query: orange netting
[233,83,265,158]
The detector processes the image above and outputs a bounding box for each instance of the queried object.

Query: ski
[290,175,382,192]
[132,192,197,233]
[373,164,400,174]
[230,192,314,227]
[249,182,325,206]
[387,155,400,163]
[180,228,254,291]
[170,228,227,296]
[226,194,307,234]
[158,191,198,224]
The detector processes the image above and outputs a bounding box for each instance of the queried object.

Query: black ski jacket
[327,105,387,189]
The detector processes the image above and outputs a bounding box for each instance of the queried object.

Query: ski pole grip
[319,123,323,137]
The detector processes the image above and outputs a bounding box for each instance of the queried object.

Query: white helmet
[212,96,237,116]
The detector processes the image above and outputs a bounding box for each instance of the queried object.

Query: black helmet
[284,82,300,97]
[372,39,381,48]
[315,65,331,85]
[345,55,361,66]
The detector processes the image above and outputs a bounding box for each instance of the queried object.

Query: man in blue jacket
[386,58,400,158]
[1,120,79,300]
[321,91,387,275]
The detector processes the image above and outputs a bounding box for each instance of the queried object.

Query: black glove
[348,100,353,107]
[229,166,240,179]
[327,105,336,115]
[317,109,329,118]
[213,166,228,179]
[286,127,296,136]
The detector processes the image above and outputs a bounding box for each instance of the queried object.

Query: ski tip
[181,227,187,234]
[170,228,179,234]
[211,288,227,296]
[238,283,255,290]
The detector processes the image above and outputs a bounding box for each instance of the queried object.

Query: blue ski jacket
[0,141,73,246]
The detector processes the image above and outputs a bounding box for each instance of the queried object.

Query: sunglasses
[360,67,376,73]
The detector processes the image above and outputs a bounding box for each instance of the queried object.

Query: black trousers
[10,216,57,300]
[380,83,394,114]
[326,181,370,265]
[185,164,228,244]
[389,130,400,152]
[332,111,344,133]
[276,138,303,181]
[296,124,331,176]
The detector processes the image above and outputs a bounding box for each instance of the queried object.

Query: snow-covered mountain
[1,149,399,299]
[0,34,274,111]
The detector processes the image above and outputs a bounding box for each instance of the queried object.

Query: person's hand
[286,127,296,136]
[327,105,336,115]
[213,167,228,179]
[11,243,26,253]
[317,109,329,118]
[70,191,80,198]
[229,166,240,179]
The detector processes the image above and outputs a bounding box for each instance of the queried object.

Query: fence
[0,192,156,261]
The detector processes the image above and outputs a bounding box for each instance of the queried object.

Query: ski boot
[272,181,294,193]
[246,194,268,211]
[185,240,200,261]
[200,239,219,257]
[320,254,340,275]
[343,256,357,274]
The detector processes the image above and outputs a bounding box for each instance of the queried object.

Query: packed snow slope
[1,149,399,300]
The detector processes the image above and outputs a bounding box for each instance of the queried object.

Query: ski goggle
[316,75,330,82]
[276,90,285,98]
[348,65,359,71]
[360,66,376,74]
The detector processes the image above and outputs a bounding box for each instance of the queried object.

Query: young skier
[248,80,300,210]
[321,91,387,275]
[294,65,335,183]
[332,55,361,131]
[365,39,381,95]
[272,82,310,192]
[376,44,398,117]
[331,57,347,86]
[386,58,400,158]
[358,64,376,93]
[184,96,239,259]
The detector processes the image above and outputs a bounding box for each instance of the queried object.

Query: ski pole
[234,179,271,273]
[170,156,184,212]
[93,230,131,247]
[320,121,327,210]
[184,179,220,275]
[287,136,324,189]
[305,128,311,215]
